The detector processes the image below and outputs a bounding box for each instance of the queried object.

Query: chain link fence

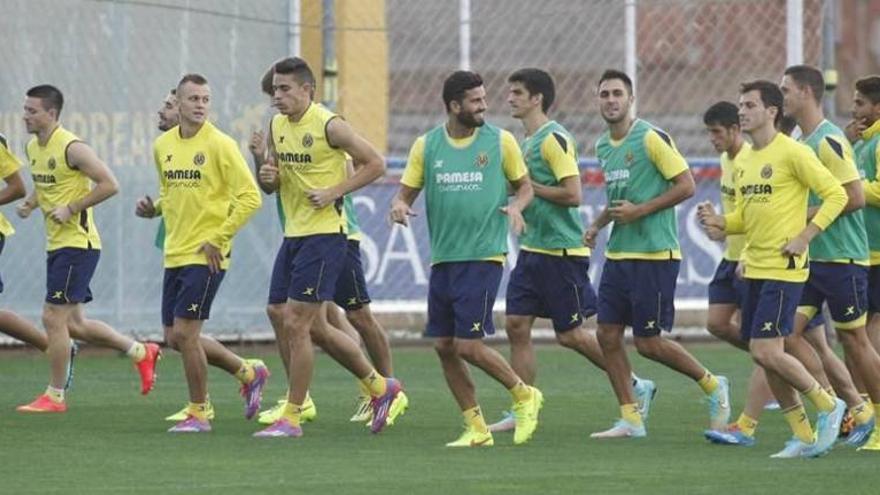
[0,0,850,338]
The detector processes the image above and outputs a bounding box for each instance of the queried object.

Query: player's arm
[610,130,694,224]
[207,141,263,250]
[786,147,848,256]
[0,146,26,206]
[255,123,279,195]
[863,145,880,207]
[306,118,385,209]
[500,131,532,235]
[390,137,425,227]
[135,145,164,219]
[819,136,864,213]
[50,141,119,224]
[532,131,581,207]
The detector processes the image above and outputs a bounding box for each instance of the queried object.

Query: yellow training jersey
[25,126,101,251]
[723,133,846,283]
[0,134,21,237]
[720,143,749,261]
[271,103,348,237]
[153,122,262,269]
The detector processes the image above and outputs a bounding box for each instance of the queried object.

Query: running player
[16,84,160,413]
[699,80,847,458]
[391,70,542,447]
[138,87,274,425]
[586,70,730,439]
[488,68,656,434]
[253,57,403,438]
[780,65,878,447]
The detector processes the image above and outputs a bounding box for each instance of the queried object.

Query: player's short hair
[784,65,824,104]
[26,84,64,116]
[855,75,880,105]
[508,68,555,113]
[740,80,784,127]
[177,73,209,92]
[169,88,176,97]
[703,101,739,128]
[274,57,316,87]
[442,70,484,112]
[261,65,274,96]
[777,114,798,136]
[597,69,633,96]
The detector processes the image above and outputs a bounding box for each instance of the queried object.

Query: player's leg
[706,260,749,351]
[0,310,47,351]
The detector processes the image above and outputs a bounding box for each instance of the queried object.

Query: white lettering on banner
[375,224,428,285]
[353,196,380,281]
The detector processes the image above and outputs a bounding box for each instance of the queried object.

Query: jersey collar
[862,119,880,141]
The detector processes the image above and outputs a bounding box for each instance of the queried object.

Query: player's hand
[705,225,726,241]
[500,205,526,235]
[248,130,266,159]
[608,200,643,224]
[199,242,223,274]
[696,201,716,223]
[258,161,280,186]
[844,118,867,144]
[49,204,74,224]
[306,187,340,209]
[135,195,156,218]
[389,199,416,227]
[16,201,36,219]
[781,235,809,257]
[583,226,599,248]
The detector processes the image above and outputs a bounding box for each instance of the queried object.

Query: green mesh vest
[520,121,584,251]
[422,124,508,264]
[801,120,868,261]
[855,132,880,254]
[596,119,680,255]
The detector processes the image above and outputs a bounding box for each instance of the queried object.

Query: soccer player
[16,84,160,413]
[780,65,878,446]
[700,101,776,446]
[137,88,273,425]
[699,80,848,458]
[253,57,403,438]
[391,70,542,447]
[586,70,730,439]
[488,68,655,433]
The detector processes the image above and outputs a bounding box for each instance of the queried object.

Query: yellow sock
[621,403,643,427]
[697,372,719,395]
[280,402,303,426]
[735,413,758,437]
[234,361,255,384]
[126,342,146,362]
[186,402,209,422]
[45,386,64,403]
[360,370,387,397]
[851,402,874,425]
[463,406,489,434]
[357,379,370,398]
[782,404,814,444]
[804,384,835,413]
[509,382,532,403]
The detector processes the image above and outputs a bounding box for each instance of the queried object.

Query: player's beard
[456,111,484,129]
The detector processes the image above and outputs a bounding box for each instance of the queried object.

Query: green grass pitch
[0,343,875,494]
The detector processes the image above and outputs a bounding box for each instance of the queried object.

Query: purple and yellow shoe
[240,361,270,420]
[253,418,303,438]
[167,415,211,433]
[370,378,403,434]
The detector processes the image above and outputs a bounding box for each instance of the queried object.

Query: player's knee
[633,336,661,359]
[345,307,373,332]
[453,339,481,361]
[163,327,179,350]
[266,304,285,325]
[596,326,620,349]
[434,338,456,359]
[706,317,730,340]
[41,307,66,333]
[507,322,532,347]
[555,329,580,349]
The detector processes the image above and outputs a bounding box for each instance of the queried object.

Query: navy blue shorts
[426,261,503,339]
[506,250,597,332]
[267,234,347,304]
[597,259,679,337]
[740,279,804,340]
[162,265,225,327]
[805,310,827,329]
[708,259,744,306]
[333,240,372,311]
[799,261,868,329]
[45,248,100,305]
[868,265,880,314]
